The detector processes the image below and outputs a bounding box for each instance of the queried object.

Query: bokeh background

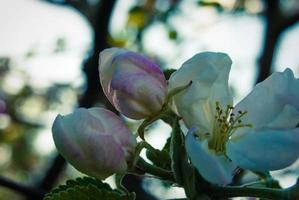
[0,0,299,199]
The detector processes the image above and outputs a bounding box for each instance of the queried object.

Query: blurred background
[0,0,299,199]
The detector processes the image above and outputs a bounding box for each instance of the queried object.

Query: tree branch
[0,176,45,200]
[256,0,299,83]
[37,154,66,192]
[36,0,117,196]
[280,11,299,31]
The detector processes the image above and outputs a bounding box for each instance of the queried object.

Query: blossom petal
[111,57,166,118]
[88,108,137,151]
[99,48,167,119]
[52,108,137,179]
[185,129,236,185]
[83,133,127,179]
[233,68,299,129]
[169,52,233,135]
[99,48,127,101]
[52,114,126,179]
[227,128,299,171]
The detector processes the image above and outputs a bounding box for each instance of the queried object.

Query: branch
[0,176,45,200]
[135,157,175,183]
[280,11,299,31]
[37,0,117,194]
[37,154,66,192]
[256,1,299,83]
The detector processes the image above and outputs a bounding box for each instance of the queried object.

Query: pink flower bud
[99,48,167,119]
[52,107,137,179]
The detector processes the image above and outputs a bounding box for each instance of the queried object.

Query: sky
[1,0,299,196]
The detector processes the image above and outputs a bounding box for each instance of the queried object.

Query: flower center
[208,102,252,155]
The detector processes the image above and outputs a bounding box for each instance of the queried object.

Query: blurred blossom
[0,114,10,130]
[99,48,167,119]
[52,107,137,179]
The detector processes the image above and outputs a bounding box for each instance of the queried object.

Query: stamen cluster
[208,102,252,154]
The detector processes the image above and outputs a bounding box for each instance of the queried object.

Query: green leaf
[170,118,196,198]
[44,177,135,200]
[163,69,176,80]
[146,148,171,170]
[146,137,172,170]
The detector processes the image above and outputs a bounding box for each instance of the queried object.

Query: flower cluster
[52,48,167,179]
[52,48,299,189]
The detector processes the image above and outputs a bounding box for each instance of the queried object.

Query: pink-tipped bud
[52,107,137,179]
[99,48,167,119]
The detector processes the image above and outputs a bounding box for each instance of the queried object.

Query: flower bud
[99,48,167,119]
[52,107,137,179]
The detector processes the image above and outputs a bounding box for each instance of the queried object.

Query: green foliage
[44,177,135,200]
[163,69,176,80]
[197,0,223,12]
[170,118,203,199]
[146,138,171,170]
[127,6,149,28]
[168,29,178,40]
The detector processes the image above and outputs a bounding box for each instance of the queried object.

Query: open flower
[169,52,299,185]
[52,107,137,179]
[99,48,167,119]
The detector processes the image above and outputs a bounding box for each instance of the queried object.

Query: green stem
[210,186,288,199]
[115,174,130,195]
[165,81,192,103]
[132,141,160,167]
[135,157,175,183]
[137,112,165,140]
[137,106,177,139]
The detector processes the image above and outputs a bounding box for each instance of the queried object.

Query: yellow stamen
[208,102,252,155]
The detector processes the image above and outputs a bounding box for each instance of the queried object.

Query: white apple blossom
[169,52,299,185]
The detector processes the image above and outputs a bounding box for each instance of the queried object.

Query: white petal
[52,114,86,163]
[169,52,233,135]
[83,133,127,179]
[266,104,299,129]
[227,128,299,171]
[185,129,236,185]
[88,108,137,150]
[99,48,128,103]
[234,68,299,129]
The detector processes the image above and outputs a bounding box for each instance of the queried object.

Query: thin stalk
[135,157,175,183]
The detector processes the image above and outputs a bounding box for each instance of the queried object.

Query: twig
[36,0,117,196]
[37,154,66,192]
[257,0,299,83]
[0,176,45,200]
[279,11,299,31]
